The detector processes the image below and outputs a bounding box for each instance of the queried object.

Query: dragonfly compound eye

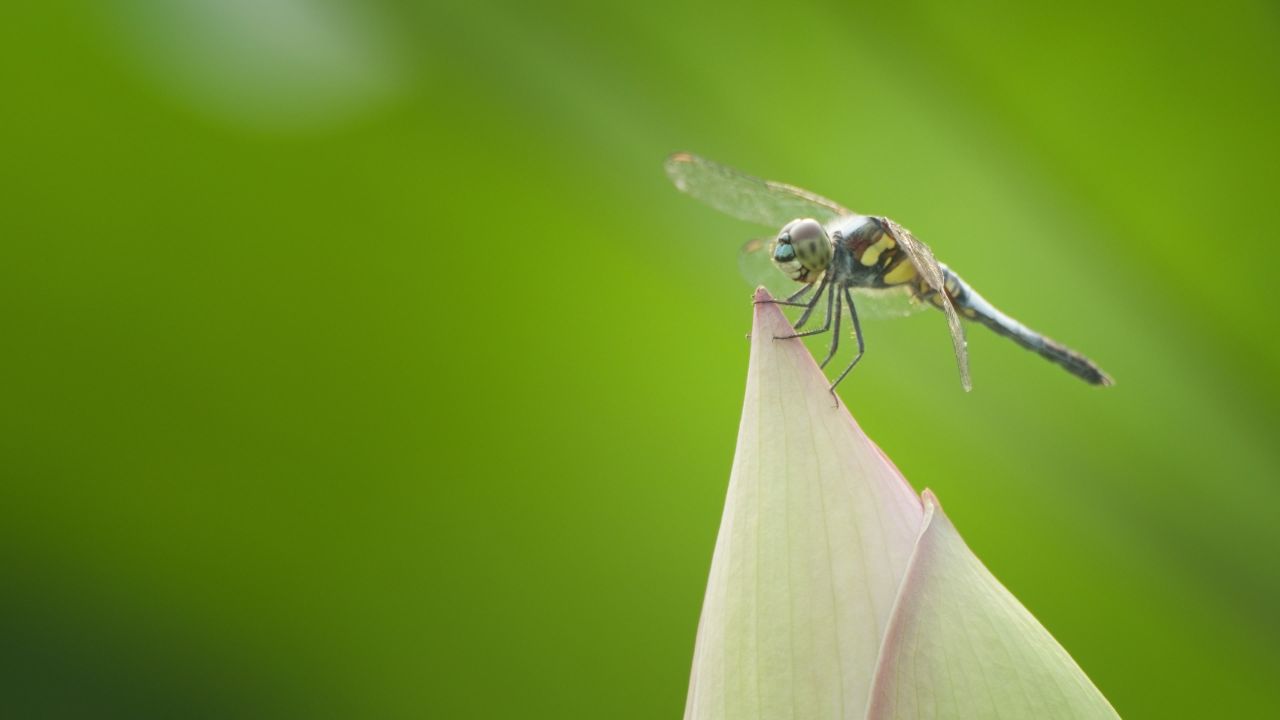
[773,218,832,282]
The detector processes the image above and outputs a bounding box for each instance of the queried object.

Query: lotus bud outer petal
[866,491,1121,719]
[684,289,1120,720]
[685,289,925,719]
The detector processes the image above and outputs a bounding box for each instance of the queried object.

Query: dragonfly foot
[774,325,831,341]
[754,299,811,308]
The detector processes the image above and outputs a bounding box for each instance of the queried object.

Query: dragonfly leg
[755,283,815,308]
[830,287,866,393]
[819,288,843,368]
[792,272,832,330]
[785,284,813,302]
[775,279,835,340]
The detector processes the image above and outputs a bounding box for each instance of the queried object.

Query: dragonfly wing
[877,217,972,391]
[665,152,854,228]
[738,237,803,297]
[848,285,931,321]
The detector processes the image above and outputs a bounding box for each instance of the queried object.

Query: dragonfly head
[772,218,833,283]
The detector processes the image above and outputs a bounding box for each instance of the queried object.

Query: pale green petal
[685,289,1119,720]
[685,290,925,720]
[866,491,1121,719]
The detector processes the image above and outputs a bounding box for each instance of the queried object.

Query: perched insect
[665,152,1113,392]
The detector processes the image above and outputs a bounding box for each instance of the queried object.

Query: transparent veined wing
[848,285,933,321]
[665,152,854,228]
[876,217,972,391]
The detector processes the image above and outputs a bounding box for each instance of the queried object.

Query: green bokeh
[2,1,1278,717]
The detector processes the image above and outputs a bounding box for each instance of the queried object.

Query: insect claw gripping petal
[774,281,836,341]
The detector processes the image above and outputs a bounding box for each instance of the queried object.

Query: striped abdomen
[930,267,1113,386]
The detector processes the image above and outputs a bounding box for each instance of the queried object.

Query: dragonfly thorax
[772,218,833,283]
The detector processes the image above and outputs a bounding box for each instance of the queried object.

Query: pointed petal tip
[919,489,943,526]
[868,485,1121,720]
[746,283,924,507]
[750,287,793,336]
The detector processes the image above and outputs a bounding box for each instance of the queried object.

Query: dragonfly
[664,152,1113,392]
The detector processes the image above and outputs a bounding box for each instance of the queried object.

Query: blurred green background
[2,0,1278,717]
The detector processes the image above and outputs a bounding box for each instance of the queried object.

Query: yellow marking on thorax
[881,256,917,285]
[859,233,896,266]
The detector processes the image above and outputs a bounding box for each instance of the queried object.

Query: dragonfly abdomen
[942,269,1114,386]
